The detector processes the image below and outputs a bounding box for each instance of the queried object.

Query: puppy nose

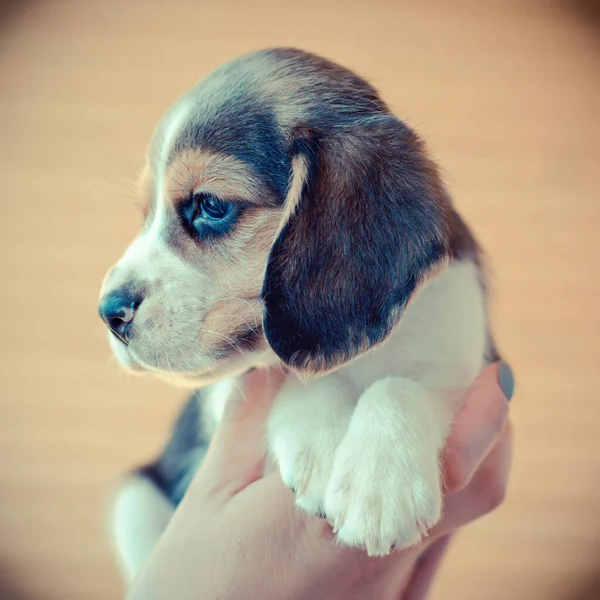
[98,290,142,345]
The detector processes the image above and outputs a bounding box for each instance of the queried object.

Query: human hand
[128,364,513,600]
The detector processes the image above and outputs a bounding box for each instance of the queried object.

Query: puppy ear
[262,116,451,373]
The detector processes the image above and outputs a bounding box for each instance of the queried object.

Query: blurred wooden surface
[0,0,599,598]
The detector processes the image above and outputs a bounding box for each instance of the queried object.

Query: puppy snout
[99,289,143,345]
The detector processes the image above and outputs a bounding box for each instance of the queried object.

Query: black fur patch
[262,116,449,372]
[173,92,290,205]
[139,390,207,506]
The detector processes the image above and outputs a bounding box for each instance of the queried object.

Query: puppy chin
[153,349,279,389]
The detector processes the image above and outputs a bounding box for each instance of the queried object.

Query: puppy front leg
[324,377,453,556]
[268,374,358,517]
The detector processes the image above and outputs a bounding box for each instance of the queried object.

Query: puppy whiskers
[198,324,244,355]
[207,313,260,332]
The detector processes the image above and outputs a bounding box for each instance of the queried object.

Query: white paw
[324,377,444,556]
[324,438,442,555]
[268,375,356,516]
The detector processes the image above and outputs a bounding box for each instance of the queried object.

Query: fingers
[434,422,513,536]
[189,368,287,499]
[402,535,454,600]
[442,362,513,494]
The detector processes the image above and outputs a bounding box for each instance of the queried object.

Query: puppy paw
[268,375,356,516]
[323,377,444,556]
[324,441,442,555]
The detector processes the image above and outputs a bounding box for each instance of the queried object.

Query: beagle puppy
[99,48,498,577]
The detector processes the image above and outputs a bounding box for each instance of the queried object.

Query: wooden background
[0,0,599,598]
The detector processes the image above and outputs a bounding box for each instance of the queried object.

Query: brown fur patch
[163,149,277,206]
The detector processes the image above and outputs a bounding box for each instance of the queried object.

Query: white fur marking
[203,377,237,433]
[121,306,135,322]
[110,475,174,583]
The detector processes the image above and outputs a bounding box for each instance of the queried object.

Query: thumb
[442,361,513,494]
[191,368,287,498]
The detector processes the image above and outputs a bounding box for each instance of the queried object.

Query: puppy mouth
[109,329,215,377]
[108,331,144,372]
[106,308,265,377]
[110,323,133,346]
[109,329,129,346]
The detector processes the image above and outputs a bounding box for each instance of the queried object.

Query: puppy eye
[180,193,239,241]
[194,195,232,221]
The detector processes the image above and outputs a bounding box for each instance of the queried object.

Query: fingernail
[498,362,514,401]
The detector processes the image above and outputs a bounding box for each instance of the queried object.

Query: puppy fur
[100,48,498,578]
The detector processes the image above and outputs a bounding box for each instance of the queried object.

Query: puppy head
[99,48,452,386]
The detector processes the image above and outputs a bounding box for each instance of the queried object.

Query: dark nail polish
[289,486,297,494]
[498,362,514,401]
